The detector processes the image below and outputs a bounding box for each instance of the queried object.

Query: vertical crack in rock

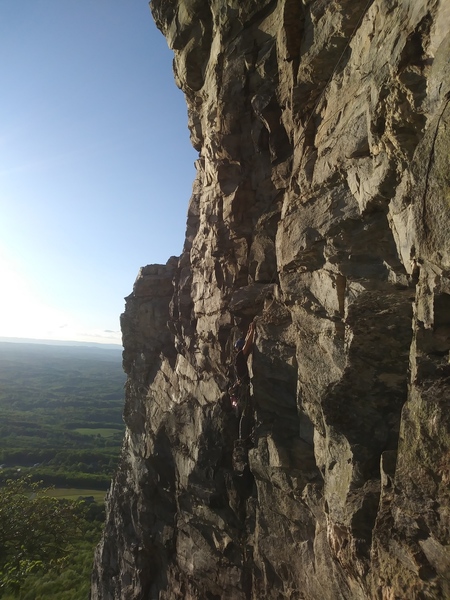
[92,1,450,598]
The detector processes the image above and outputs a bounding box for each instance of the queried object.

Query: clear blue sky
[0,2,197,345]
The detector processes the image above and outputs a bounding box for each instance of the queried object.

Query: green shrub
[0,476,92,597]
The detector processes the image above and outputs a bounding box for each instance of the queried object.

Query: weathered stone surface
[92,1,450,598]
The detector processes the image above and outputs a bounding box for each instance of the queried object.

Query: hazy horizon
[0,335,123,349]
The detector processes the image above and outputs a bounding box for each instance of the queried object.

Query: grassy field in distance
[74,427,122,437]
[44,487,107,502]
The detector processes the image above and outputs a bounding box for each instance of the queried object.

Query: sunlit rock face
[91,1,450,598]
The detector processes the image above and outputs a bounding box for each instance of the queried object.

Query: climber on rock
[230,320,256,441]
[234,320,255,384]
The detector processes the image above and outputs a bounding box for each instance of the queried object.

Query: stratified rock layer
[92,1,450,598]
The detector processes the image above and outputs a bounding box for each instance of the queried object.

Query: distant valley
[0,340,126,489]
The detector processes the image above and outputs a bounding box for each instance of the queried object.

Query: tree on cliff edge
[0,476,83,593]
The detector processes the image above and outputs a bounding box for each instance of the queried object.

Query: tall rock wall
[92,1,450,598]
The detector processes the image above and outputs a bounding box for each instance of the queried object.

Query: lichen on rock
[91,1,450,598]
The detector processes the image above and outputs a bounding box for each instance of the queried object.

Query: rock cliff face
[91,1,450,598]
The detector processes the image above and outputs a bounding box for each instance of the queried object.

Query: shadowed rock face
[91,1,450,598]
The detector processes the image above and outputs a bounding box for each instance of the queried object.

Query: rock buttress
[92,1,450,598]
